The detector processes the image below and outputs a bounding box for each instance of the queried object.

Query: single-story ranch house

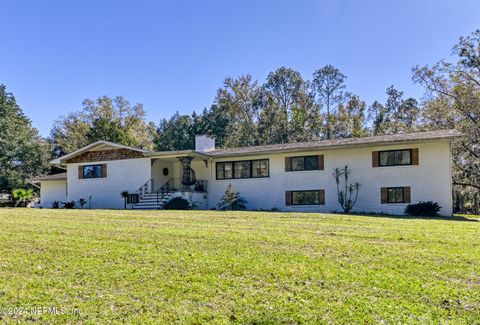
[31,129,462,216]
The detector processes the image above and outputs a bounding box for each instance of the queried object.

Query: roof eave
[209,134,462,158]
[144,150,212,159]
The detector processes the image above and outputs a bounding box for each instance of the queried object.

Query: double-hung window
[290,156,319,171]
[379,150,412,166]
[285,155,324,172]
[381,187,411,204]
[285,190,325,206]
[387,187,405,203]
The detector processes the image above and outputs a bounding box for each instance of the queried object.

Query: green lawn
[0,209,478,323]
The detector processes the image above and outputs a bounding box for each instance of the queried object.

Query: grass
[0,209,478,324]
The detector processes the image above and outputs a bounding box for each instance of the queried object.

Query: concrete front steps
[132,192,173,210]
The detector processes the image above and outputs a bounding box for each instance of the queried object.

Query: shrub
[62,201,77,209]
[78,198,87,208]
[217,184,247,211]
[51,201,61,209]
[163,197,191,210]
[405,201,441,217]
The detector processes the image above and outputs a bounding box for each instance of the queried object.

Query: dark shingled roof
[208,129,462,157]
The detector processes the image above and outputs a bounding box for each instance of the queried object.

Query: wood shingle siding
[67,148,143,164]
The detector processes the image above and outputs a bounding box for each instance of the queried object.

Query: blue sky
[1,0,479,136]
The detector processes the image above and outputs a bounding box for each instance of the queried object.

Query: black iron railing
[135,178,154,200]
[158,178,208,194]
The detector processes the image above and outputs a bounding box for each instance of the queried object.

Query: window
[286,155,323,171]
[381,187,411,204]
[286,190,325,206]
[379,150,411,166]
[252,160,269,177]
[216,162,232,179]
[387,187,405,203]
[234,161,251,179]
[291,156,318,171]
[82,164,104,178]
[216,159,269,180]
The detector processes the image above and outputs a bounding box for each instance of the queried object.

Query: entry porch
[131,152,211,210]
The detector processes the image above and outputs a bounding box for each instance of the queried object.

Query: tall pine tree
[0,85,50,191]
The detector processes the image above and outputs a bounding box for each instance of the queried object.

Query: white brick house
[31,130,461,216]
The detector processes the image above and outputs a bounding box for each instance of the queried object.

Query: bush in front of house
[51,201,61,209]
[62,201,77,209]
[163,197,192,210]
[405,201,441,217]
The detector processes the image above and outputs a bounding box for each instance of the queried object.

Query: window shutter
[285,191,292,206]
[404,187,411,203]
[285,157,291,172]
[411,148,419,165]
[381,187,388,204]
[78,165,83,179]
[318,189,325,205]
[372,151,379,167]
[317,155,324,170]
[102,164,107,178]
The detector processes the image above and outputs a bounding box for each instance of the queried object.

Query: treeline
[153,71,419,151]
[1,30,480,213]
[47,66,420,156]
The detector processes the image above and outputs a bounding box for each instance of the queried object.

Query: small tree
[12,188,34,207]
[121,191,129,209]
[334,166,360,213]
[217,184,247,210]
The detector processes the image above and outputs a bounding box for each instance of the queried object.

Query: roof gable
[65,148,145,164]
[51,141,151,165]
